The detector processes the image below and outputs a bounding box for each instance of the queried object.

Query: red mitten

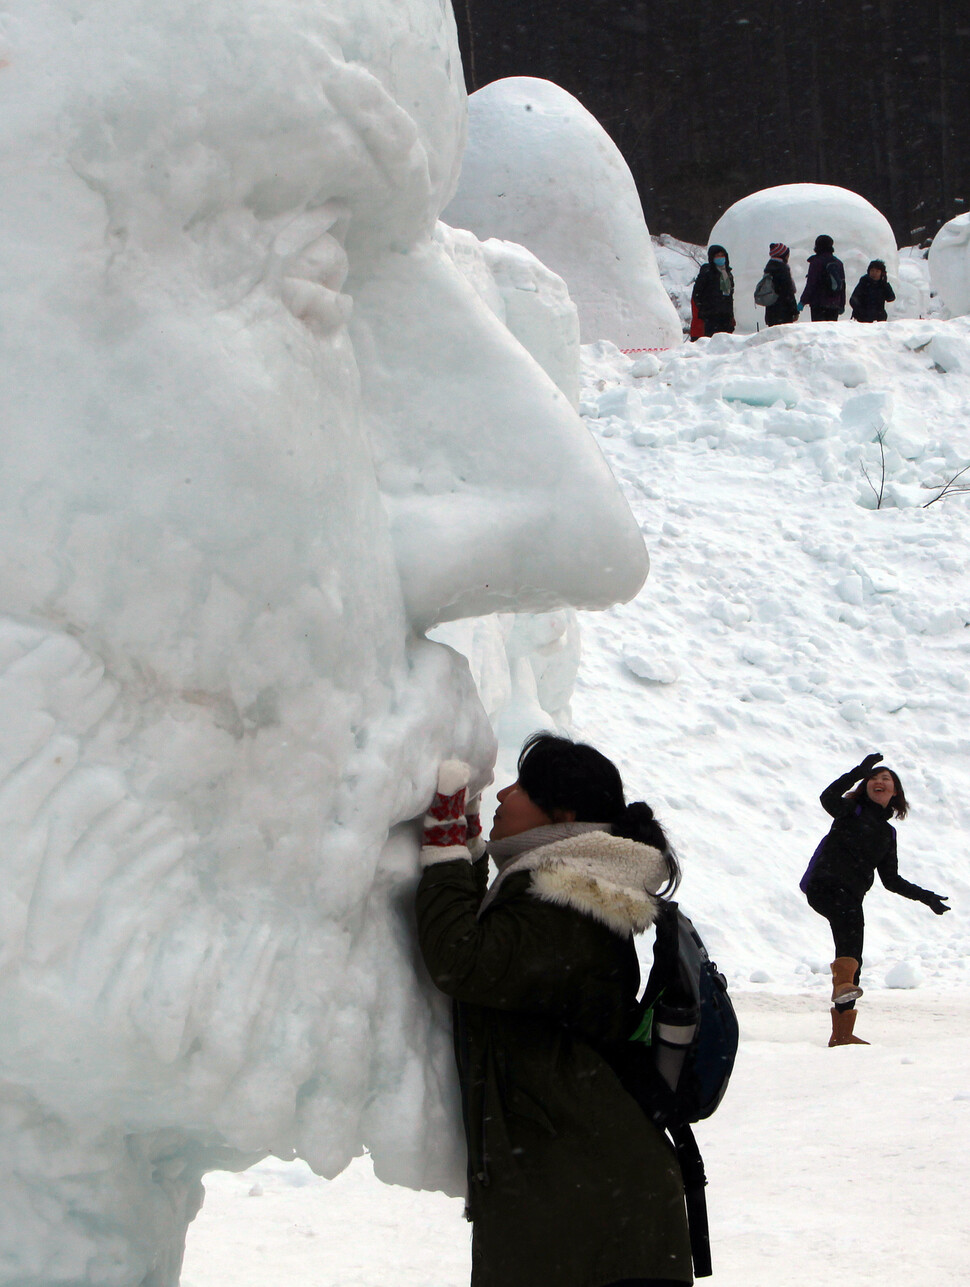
[421,761,472,866]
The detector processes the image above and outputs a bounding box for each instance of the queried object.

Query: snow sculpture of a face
[0,2,646,1282]
[928,212,970,319]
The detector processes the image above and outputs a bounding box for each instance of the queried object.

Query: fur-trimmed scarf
[480,825,667,936]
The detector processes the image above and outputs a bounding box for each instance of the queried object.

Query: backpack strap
[670,1121,712,1278]
[630,899,678,1030]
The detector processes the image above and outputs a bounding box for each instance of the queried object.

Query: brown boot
[828,1007,870,1047]
[830,957,864,1003]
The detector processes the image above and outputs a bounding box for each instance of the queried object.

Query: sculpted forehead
[2,0,465,251]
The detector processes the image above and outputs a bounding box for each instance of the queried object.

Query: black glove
[922,892,950,916]
[854,752,883,778]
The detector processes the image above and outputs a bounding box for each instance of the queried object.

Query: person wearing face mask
[690,245,735,339]
[800,753,950,1047]
[415,734,693,1287]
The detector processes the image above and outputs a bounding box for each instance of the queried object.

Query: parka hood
[707,244,730,266]
[493,830,667,936]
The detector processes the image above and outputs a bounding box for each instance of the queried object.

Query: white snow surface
[185,312,970,1287]
[443,76,682,351]
[0,4,649,1283]
[185,990,970,1286]
[928,211,970,319]
[710,183,900,334]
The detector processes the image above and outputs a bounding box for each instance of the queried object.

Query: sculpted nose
[348,242,648,632]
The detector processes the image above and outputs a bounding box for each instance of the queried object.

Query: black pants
[809,306,840,321]
[805,881,864,972]
[703,316,734,336]
[604,1280,689,1286]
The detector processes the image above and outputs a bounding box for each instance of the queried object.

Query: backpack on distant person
[825,258,845,297]
[753,272,779,308]
[607,900,739,1279]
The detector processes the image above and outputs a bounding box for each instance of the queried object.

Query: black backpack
[609,901,739,1278]
[825,258,844,296]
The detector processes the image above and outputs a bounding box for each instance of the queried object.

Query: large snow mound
[928,212,970,319]
[0,3,648,1283]
[443,76,682,351]
[710,183,899,334]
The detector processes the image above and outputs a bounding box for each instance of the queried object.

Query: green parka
[416,829,693,1287]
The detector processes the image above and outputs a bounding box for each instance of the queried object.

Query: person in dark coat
[800,752,949,1047]
[798,233,846,321]
[760,242,799,327]
[690,244,735,339]
[850,259,896,322]
[416,735,693,1287]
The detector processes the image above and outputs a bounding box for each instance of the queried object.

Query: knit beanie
[769,242,789,260]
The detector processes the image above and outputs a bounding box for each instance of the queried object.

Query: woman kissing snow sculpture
[0,1,647,1282]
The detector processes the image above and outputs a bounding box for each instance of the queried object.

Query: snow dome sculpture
[928,212,970,318]
[710,183,899,333]
[0,2,648,1283]
[443,76,683,352]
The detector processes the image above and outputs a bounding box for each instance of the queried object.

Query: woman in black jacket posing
[800,752,949,1046]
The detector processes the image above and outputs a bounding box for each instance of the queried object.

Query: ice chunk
[841,391,893,440]
[623,653,681,685]
[719,376,799,407]
[764,409,833,442]
[927,333,970,374]
[885,960,923,989]
[836,575,865,605]
[710,598,751,627]
[826,359,869,388]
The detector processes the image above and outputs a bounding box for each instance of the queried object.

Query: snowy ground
[183,988,970,1286]
[184,315,970,1284]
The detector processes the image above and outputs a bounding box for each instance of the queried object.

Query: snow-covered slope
[574,318,970,991]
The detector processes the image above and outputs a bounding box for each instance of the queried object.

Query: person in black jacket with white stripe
[800,752,949,1046]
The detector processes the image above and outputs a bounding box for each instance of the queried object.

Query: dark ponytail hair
[516,733,681,895]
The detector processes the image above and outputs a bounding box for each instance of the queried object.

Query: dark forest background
[454,0,970,246]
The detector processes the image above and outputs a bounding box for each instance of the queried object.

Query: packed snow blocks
[0,2,648,1282]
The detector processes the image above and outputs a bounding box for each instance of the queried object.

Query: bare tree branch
[923,462,970,507]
